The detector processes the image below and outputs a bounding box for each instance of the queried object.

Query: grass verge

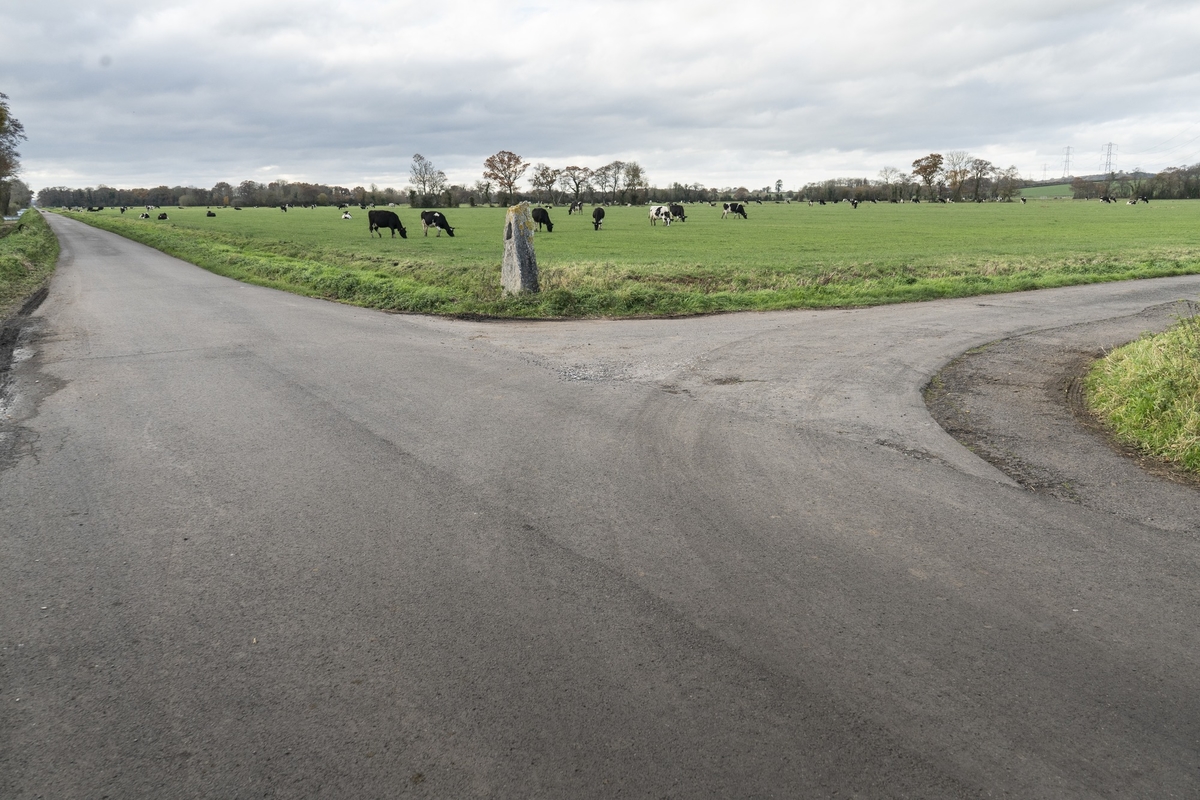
[1086,307,1200,473]
[1,210,60,321]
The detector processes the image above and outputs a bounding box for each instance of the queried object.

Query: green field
[61,200,1200,318]
[1019,183,1074,199]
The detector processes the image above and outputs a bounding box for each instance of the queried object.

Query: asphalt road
[2,214,1199,798]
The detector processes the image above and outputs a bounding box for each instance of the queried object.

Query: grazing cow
[532,207,554,232]
[649,206,672,226]
[420,211,455,237]
[568,201,584,215]
[280,204,288,212]
[337,204,348,210]
[850,199,859,209]
[233,206,242,211]
[1139,196,1150,204]
[1021,197,1027,204]
[368,209,407,238]
[341,211,353,220]
[668,204,687,222]
[721,202,748,219]
[206,210,216,217]
[138,212,150,219]
[157,213,169,220]
[819,199,826,206]
[592,207,605,230]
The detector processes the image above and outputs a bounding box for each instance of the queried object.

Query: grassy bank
[1087,309,1200,473]
[1,210,60,320]
[62,201,1200,318]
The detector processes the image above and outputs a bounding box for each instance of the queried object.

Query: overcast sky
[3,0,1200,192]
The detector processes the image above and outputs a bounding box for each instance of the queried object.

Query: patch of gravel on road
[925,300,1200,534]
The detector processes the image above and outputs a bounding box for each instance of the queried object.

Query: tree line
[1071,164,1200,200]
[801,152,1024,204]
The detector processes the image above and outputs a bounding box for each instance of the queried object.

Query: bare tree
[995,166,1023,201]
[482,150,528,205]
[473,179,493,205]
[968,158,994,200]
[878,166,901,201]
[944,150,971,201]
[530,163,560,204]
[410,154,447,198]
[0,92,24,181]
[591,163,616,203]
[623,162,647,204]
[558,166,592,203]
[0,92,26,214]
[911,153,944,201]
[604,160,627,203]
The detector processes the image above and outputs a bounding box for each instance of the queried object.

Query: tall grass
[1086,307,1200,473]
[0,210,60,319]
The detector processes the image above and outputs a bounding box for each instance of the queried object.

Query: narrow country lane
[2,214,1199,798]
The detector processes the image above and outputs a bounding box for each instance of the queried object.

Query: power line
[1062,146,1073,178]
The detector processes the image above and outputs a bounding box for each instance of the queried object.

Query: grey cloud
[3,0,1199,191]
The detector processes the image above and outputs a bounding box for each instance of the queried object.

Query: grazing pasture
[62,201,1200,318]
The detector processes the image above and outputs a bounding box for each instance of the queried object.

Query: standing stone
[501,202,539,295]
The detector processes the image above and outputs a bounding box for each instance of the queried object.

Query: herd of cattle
[74,194,1119,240]
[79,200,755,238]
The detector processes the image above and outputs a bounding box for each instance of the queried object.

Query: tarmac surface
[2,214,1199,798]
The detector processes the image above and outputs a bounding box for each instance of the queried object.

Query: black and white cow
[649,206,673,226]
[280,204,288,212]
[341,211,353,220]
[568,201,584,215]
[668,204,687,222]
[532,207,554,232]
[420,211,455,237]
[138,212,150,219]
[721,202,748,219]
[592,207,605,230]
[368,209,407,238]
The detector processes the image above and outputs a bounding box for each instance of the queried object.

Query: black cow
[721,202,748,219]
[206,210,216,217]
[368,209,407,238]
[668,204,687,222]
[157,213,169,220]
[119,206,127,213]
[420,211,454,237]
[532,207,553,232]
[592,207,605,230]
[233,206,242,211]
